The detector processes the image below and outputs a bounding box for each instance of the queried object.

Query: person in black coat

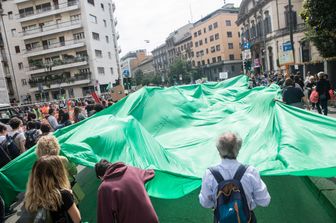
[315,72,331,116]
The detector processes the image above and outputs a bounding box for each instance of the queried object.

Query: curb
[303,176,336,220]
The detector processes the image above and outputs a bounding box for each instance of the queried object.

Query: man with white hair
[199,132,271,222]
[316,71,331,116]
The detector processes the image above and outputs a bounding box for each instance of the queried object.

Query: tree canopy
[301,0,336,58]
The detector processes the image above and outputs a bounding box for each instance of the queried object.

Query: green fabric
[1,75,336,205]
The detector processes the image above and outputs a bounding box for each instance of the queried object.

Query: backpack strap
[208,167,225,184]
[233,165,247,181]
[12,132,19,140]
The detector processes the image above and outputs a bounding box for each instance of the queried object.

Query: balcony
[274,23,306,39]
[22,20,82,40]
[25,39,85,57]
[29,72,91,91]
[27,56,88,75]
[15,0,30,3]
[18,1,80,22]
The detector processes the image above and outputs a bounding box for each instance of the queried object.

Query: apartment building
[175,34,193,62]
[0,29,11,104]
[236,0,322,74]
[120,49,149,78]
[0,0,120,103]
[152,43,168,75]
[192,4,242,81]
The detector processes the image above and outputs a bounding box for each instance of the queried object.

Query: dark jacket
[97,162,158,223]
[316,79,331,100]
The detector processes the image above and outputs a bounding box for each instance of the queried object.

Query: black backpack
[0,134,21,168]
[208,165,254,223]
[25,129,39,149]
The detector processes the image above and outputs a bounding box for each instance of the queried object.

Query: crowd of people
[248,71,335,115]
[0,71,333,222]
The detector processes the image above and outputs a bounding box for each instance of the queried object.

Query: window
[226,20,232,26]
[211,46,216,53]
[11,29,16,36]
[36,3,51,13]
[108,52,112,59]
[101,3,104,10]
[284,5,297,29]
[228,43,234,49]
[207,59,210,64]
[92,32,100,40]
[110,67,114,75]
[229,54,235,60]
[70,14,80,22]
[18,63,23,70]
[213,22,218,29]
[19,7,34,18]
[195,42,199,47]
[227,32,233,38]
[73,32,85,40]
[203,28,206,33]
[8,11,13,19]
[215,33,220,40]
[103,19,107,27]
[209,24,213,31]
[216,45,220,51]
[198,30,201,35]
[194,32,197,37]
[210,35,214,42]
[238,32,241,37]
[98,67,105,75]
[106,36,109,43]
[95,50,103,58]
[212,57,216,63]
[89,14,97,24]
[15,46,20,53]
[21,79,27,86]
[206,48,209,54]
[88,0,95,6]
[199,40,203,46]
[217,56,222,61]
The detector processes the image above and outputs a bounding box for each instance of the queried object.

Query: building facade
[0,0,120,103]
[175,35,193,62]
[133,56,154,77]
[237,0,322,74]
[152,43,168,75]
[192,4,242,81]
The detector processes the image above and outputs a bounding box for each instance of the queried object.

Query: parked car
[0,105,24,125]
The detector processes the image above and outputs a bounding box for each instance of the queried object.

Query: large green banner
[1,75,336,205]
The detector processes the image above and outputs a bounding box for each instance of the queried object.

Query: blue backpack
[209,165,253,223]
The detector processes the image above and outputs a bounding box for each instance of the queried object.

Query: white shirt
[199,159,271,210]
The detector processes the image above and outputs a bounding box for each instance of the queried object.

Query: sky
[115,0,242,57]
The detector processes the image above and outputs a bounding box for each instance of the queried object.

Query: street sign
[219,72,228,80]
[279,41,294,65]
[243,50,251,60]
[283,42,293,51]
[243,42,251,50]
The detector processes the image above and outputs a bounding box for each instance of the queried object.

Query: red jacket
[97,162,159,223]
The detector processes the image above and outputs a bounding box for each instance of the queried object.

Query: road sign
[243,42,251,50]
[283,42,293,51]
[243,50,251,60]
[219,72,228,80]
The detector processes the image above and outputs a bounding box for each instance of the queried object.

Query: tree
[168,59,203,85]
[301,0,336,58]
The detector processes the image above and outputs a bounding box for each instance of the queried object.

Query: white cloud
[115,0,242,56]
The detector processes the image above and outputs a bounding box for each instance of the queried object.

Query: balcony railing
[18,1,79,19]
[28,56,88,71]
[274,23,306,38]
[25,38,85,54]
[22,19,81,37]
[29,72,91,88]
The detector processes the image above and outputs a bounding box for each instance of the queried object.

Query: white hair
[216,132,242,159]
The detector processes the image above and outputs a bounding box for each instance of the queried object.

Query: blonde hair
[36,135,60,157]
[24,156,70,212]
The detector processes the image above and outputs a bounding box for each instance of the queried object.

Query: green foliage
[133,70,161,86]
[301,0,336,58]
[168,58,204,85]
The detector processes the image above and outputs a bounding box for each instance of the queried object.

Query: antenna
[189,3,193,23]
